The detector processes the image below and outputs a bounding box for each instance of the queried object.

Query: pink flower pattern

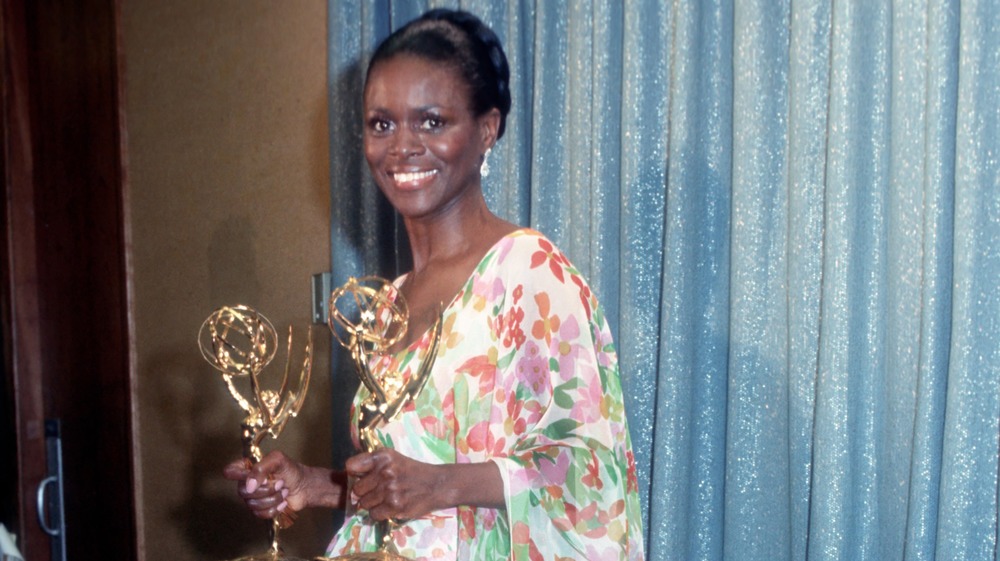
[327,229,644,560]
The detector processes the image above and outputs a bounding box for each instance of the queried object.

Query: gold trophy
[324,277,442,561]
[199,304,313,561]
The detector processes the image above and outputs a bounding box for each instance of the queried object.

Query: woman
[225,9,644,560]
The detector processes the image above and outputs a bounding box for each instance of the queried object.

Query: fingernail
[274,479,285,491]
[282,489,289,499]
[245,478,259,493]
[277,500,288,512]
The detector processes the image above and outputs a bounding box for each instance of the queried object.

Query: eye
[367,117,393,135]
[419,115,445,131]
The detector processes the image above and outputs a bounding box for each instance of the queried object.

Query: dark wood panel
[3,0,136,559]
[2,0,50,556]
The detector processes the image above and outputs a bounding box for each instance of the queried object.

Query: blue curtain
[326,1,1000,560]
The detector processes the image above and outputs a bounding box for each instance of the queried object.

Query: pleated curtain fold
[327,2,1000,560]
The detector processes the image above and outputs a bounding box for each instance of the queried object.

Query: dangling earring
[480,148,492,178]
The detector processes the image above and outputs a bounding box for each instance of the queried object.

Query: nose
[390,127,423,158]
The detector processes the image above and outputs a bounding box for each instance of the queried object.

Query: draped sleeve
[463,230,645,560]
[327,229,644,561]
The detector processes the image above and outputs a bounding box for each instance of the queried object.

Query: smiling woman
[363,54,498,233]
[224,8,645,561]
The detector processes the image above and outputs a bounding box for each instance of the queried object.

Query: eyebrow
[365,104,453,117]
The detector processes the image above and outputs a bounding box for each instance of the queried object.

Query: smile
[392,170,438,184]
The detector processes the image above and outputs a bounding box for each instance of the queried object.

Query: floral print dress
[326,229,644,561]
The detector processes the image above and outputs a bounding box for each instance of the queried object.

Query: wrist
[434,463,462,511]
[434,461,504,511]
[300,465,346,510]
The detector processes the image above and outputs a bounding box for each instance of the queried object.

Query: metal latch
[35,419,66,561]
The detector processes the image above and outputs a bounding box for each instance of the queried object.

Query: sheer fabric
[327,1,1000,560]
[326,230,643,560]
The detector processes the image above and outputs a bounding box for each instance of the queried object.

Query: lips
[391,169,438,188]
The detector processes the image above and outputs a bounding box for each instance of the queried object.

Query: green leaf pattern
[327,230,644,560]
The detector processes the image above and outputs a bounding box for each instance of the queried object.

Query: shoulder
[489,228,579,279]
[486,229,603,320]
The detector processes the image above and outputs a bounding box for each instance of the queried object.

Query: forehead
[364,55,471,111]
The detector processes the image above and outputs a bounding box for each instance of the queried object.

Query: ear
[478,108,501,151]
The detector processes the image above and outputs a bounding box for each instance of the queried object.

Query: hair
[365,8,512,140]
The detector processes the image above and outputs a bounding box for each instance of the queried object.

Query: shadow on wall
[207,215,263,302]
[144,212,335,558]
[147,324,337,558]
[144,346,264,559]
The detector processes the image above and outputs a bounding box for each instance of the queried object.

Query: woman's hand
[346,448,451,522]
[223,451,346,520]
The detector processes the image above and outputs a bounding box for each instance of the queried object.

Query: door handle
[35,476,61,536]
[35,419,67,561]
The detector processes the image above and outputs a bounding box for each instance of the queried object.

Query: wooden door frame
[2,0,50,556]
[1,0,140,559]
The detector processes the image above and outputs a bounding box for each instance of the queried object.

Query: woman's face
[363,54,497,222]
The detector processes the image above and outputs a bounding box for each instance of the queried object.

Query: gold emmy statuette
[321,276,442,561]
[199,305,313,561]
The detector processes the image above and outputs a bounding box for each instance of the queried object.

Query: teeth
[394,170,436,183]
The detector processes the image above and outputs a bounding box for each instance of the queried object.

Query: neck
[403,191,504,274]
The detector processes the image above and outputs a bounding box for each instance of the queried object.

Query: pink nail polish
[277,500,288,512]
[282,489,289,498]
[275,479,285,491]
[245,478,259,493]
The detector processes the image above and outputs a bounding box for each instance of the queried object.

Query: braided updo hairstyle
[366,8,512,140]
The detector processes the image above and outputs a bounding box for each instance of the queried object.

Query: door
[1,0,138,559]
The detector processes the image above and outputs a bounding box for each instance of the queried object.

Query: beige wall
[124,2,335,559]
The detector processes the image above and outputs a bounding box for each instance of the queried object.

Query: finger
[355,479,385,513]
[253,450,289,472]
[350,472,374,501]
[367,490,402,522]
[239,478,282,499]
[351,454,392,499]
[250,502,280,520]
[345,452,375,477]
[360,466,406,514]
[248,458,283,483]
[245,452,297,490]
[251,487,290,508]
[222,459,251,481]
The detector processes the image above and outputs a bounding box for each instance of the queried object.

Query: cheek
[427,136,472,167]
[363,139,383,168]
